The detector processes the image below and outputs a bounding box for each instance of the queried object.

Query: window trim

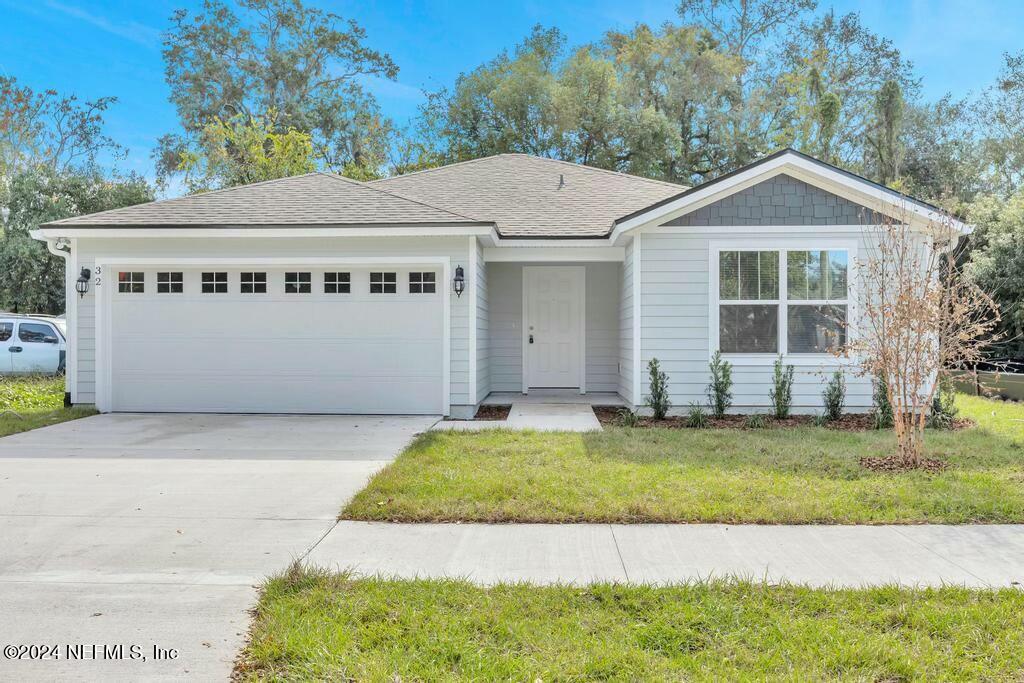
[156,271,184,294]
[117,271,145,294]
[324,271,351,294]
[370,271,397,294]
[709,238,857,365]
[201,271,229,294]
[284,271,311,294]
[409,271,437,294]
[241,271,268,294]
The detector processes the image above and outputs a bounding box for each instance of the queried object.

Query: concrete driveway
[0,413,436,682]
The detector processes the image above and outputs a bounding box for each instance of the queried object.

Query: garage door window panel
[118,271,144,293]
[241,272,268,294]
[370,272,397,294]
[285,272,311,294]
[157,272,183,294]
[409,272,436,294]
[324,272,351,294]
[202,272,228,293]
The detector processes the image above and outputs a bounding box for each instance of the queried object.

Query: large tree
[974,51,1024,195]
[678,0,816,166]
[0,75,123,176]
[419,23,741,184]
[965,191,1024,356]
[0,170,153,314]
[157,0,398,186]
[0,77,151,314]
[176,113,317,192]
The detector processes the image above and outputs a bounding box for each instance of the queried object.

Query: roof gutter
[33,223,498,239]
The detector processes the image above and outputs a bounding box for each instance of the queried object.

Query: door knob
[529,335,534,344]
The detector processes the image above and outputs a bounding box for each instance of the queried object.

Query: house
[33,149,966,417]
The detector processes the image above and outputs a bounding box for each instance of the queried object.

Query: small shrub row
[643,356,851,423]
[639,356,957,430]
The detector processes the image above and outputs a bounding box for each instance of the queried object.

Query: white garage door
[105,266,445,414]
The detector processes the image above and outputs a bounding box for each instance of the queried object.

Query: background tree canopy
[5,0,1024,348]
[156,0,398,187]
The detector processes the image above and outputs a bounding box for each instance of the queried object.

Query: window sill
[718,353,855,367]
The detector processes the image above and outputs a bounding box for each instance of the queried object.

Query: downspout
[33,232,73,406]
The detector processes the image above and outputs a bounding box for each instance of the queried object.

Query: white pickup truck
[0,314,67,375]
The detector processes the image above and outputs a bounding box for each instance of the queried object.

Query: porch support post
[468,235,478,406]
[632,232,643,407]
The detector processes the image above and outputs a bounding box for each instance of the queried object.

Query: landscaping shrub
[686,402,709,428]
[744,413,769,429]
[646,358,671,420]
[811,413,829,427]
[706,351,732,418]
[822,370,846,421]
[769,356,794,419]
[872,375,894,429]
[615,408,640,428]
[928,376,959,429]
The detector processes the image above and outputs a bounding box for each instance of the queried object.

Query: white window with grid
[710,239,855,363]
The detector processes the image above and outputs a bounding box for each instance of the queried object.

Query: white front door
[524,266,584,389]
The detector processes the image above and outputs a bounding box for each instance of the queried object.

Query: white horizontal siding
[638,227,878,414]
[71,235,472,410]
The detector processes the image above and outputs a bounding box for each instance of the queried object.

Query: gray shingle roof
[371,154,685,237]
[43,172,487,227]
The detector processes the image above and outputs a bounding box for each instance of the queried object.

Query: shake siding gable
[665,174,874,227]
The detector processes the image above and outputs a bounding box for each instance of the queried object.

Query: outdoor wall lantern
[453,265,465,297]
[76,267,91,298]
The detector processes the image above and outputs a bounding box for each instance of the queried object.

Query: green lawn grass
[0,375,96,437]
[237,566,1024,681]
[343,394,1024,524]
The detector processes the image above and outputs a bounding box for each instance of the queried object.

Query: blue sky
[2,0,1023,196]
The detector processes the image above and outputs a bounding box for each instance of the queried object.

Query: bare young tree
[848,209,1001,467]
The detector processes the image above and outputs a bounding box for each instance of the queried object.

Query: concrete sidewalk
[309,521,1024,588]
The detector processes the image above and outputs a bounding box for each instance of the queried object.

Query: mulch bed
[474,404,511,421]
[593,406,974,433]
[859,456,949,473]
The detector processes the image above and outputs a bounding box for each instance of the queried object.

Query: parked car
[0,313,67,375]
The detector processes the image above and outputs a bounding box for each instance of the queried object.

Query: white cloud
[43,1,161,47]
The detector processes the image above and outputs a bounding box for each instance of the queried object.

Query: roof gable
[613,149,968,238]
[43,172,486,228]
[665,174,875,227]
[371,154,684,238]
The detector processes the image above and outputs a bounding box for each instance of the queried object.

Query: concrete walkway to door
[434,402,603,432]
[0,413,436,682]
[308,521,1024,589]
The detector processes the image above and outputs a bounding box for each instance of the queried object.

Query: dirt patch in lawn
[593,406,974,432]
[859,455,949,473]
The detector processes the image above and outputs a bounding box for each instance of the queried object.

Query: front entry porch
[481,261,625,404]
[481,390,626,407]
